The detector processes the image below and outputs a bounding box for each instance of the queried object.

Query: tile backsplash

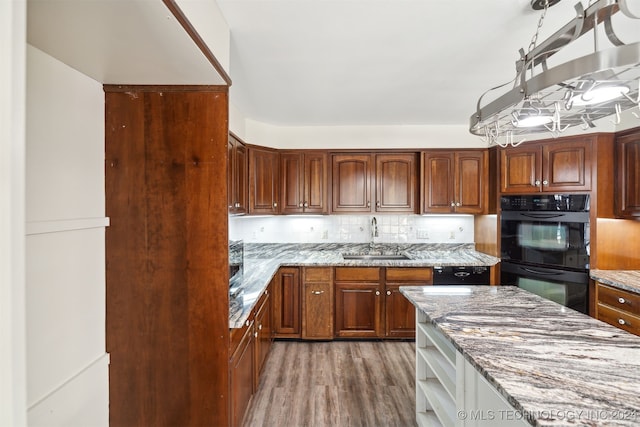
[229,214,474,244]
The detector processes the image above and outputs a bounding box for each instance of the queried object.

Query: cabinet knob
[618,318,627,325]
[254,331,258,338]
[375,290,380,296]
[542,180,549,185]
[367,201,371,207]
[386,290,391,296]
[299,202,303,207]
[535,180,541,186]
[618,297,626,304]
[273,202,278,207]
[376,201,380,207]
[245,320,250,327]
[312,290,324,295]
[455,202,461,207]
[304,202,308,207]
[258,324,263,330]
[450,201,455,207]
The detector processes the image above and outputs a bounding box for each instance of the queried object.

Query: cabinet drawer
[386,267,433,283]
[335,267,380,282]
[304,267,332,282]
[597,283,640,314]
[230,317,254,359]
[597,303,640,336]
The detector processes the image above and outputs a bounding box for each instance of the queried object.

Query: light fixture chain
[528,0,549,53]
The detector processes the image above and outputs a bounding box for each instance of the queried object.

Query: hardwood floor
[242,340,417,427]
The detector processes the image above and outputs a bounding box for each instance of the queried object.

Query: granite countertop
[400,285,640,427]
[590,269,640,295]
[229,243,500,328]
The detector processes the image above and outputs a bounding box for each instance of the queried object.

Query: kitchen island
[229,243,499,328]
[400,285,640,427]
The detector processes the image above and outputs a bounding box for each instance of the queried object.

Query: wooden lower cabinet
[595,282,640,336]
[229,320,254,427]
[302,267,334,339]
[385,267,433,338]
[273,267,301,338]
[334,267,383,338]
[254,287,272,386]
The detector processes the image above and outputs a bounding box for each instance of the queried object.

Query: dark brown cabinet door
[500,145,542,194]
[334,267,382,338]
[280,151,328,214]
[302,267,334,340]
[273,267,301,338]
[456,151,486,214]
[422,150,486,213]
[229,323,254,427]
[249,147,279,214]
[254,289,272,388]
[331,154,373,213]
[384,267,433,338]
[375,153,417,213]
[501,137,592,194]
[543,138,592,192]
[228,134,247,214]
[304,152,329,214]
[421,152,455,213]
[616,130,640,218]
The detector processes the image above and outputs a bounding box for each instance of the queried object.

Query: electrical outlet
[322,230,328,239]
[449,231,456,240]
[417,229,429,239]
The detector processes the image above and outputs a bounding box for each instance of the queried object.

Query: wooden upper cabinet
[501,136,592,194]
[421,150,487,214]
[375,153,418,213]
[248,146,280,214]
[228,134,247,214]
[615,129,640,218]
[280,151,328,214]
[331,154,373,213]
[331,152,417,214]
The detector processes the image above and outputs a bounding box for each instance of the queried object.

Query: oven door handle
[520,266,563,276]
[519,213,569,220]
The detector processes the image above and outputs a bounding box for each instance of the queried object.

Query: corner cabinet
[331,152,418,214]
[500,136,593,194]
[421,150,487,214]
[248,146,280,214]
[280,151,329,214]
[228,134,247,214]
[615,129,640,218]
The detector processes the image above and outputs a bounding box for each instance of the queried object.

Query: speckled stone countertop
[590,270,640,295]
[229,243,499,328]
[400,285,640,427]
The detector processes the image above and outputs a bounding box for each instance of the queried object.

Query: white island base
[415,309,529,427]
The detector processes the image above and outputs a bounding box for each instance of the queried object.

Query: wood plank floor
[242,340,417,427]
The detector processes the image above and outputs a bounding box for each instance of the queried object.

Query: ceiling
[216,0,640,127]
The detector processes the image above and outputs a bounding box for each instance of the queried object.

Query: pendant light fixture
[470,0,640,147]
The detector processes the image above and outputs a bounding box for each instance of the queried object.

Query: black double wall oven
[500,194,590,313]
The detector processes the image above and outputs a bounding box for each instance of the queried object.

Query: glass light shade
[570,84,630,106]
[513,114,554,127]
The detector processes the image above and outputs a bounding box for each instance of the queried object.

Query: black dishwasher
[433,266,490,285]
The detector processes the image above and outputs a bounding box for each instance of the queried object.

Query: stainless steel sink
[341,253,410,260]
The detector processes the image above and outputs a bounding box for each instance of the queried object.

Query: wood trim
[162,0,232,86]
[104,84,228,93]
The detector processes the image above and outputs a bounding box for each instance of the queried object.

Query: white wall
[25,45,108,427]
[229,214,475,244]
[0,0,27,425]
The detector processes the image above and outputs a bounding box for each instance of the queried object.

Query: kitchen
[3,1,640,427]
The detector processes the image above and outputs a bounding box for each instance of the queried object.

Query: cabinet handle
[376,201,380,207]
[618,318,628,326]
[455,202,461,207]
[258,324,263,330]
[304,202,308,207]
[450,201,455,207]
[535,180,541,186]
[299,202,303,207]
[245,320,250,327]
[375,290,380,296]
[367,201,371,207]
[312,290,324,295]
[618,297,626,304]
[273,202,278,207]
[542,180,549,185]
[254,331,258,338]
[235,202,240,208]
[386,290,391,296]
